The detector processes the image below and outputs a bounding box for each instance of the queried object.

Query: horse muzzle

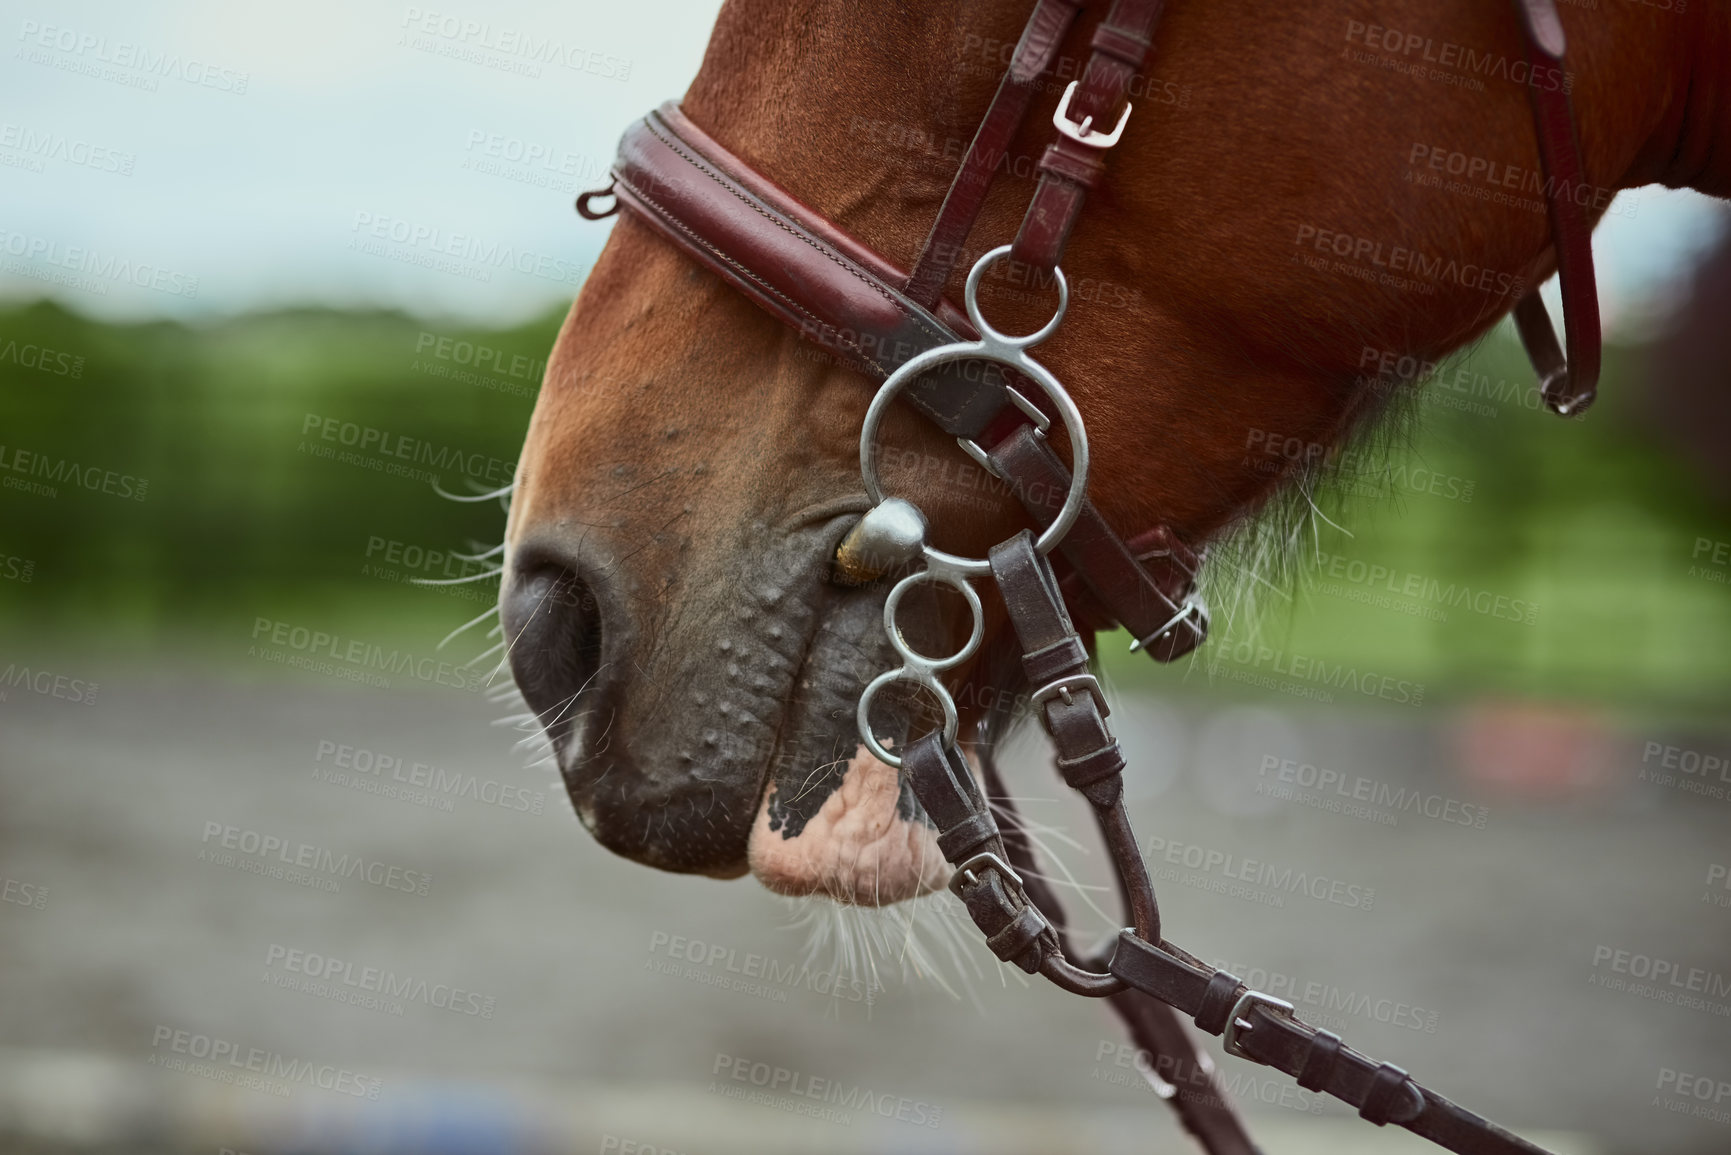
[500,514,954,897]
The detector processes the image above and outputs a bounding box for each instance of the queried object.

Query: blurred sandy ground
[0,649,1727,1155]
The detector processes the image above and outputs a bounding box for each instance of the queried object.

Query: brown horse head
[503,0,1727,901]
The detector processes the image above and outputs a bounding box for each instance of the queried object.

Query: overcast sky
[1,0,1724,331]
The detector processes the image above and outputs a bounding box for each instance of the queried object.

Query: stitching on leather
[641,117,952,349]
[616,174,884,376]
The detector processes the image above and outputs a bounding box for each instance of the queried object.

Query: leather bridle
[573,2,1602,1152]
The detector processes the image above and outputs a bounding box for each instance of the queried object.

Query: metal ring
[858,273,1090,575]
[965,244,1069,348]
[883,569,984,671]
[854,569,983,767]
[856,668,957,768]
[859,344,1089,576]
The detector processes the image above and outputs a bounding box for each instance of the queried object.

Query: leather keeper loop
[1124,523,1201,600]
[1194,970,1243,1036]
[1037,141,1107,188]
[936,813,999,862]
[1089,22,1151,67]
[1359,1062,1416,1125]
[1076,774,1123,811]
[986,904,1050,970]
[1056,741,1124,790]
[1297,1028,1342,1092]
[1023,636,1089,685]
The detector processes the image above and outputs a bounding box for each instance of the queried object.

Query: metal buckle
[956,385,1051,479]
[1222,990,1297,1061]
[1053,80,1132,149]
[1128,599,1201,654]
[947,851,1023,899]
[1029,672,1109,719]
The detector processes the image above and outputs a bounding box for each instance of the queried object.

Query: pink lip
[747,742,950,906]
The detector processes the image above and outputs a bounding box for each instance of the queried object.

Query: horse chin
[746,742,949,906]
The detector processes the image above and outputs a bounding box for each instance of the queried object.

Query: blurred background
[1,2,1728,1154]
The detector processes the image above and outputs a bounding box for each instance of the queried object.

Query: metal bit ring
[855,565,985,767]
[858,246,1088,579]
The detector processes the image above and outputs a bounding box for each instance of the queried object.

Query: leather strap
[920,586,1560,1155]
[612,104,1008,435]
[909,634,1561,1155]
[1510,0,1602,416]
[907,664,1557,1155]
[610,104,1034,443]
[936,534,1557,1155]
[901,733,1059,975]
[1107,933,1557,1155]
[973,677,1259,1155]
[904,0,1085,308]
[989,426,1206,661]
[1011,0,1168,270]
[990,531,1126,808]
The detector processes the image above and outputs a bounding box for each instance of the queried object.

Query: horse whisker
[432,480,514,504]
[412,568,503,587]
[437,604,502,651]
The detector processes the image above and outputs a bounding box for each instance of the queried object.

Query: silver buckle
[956,385,1051,479]
[1128,599,1201,654]
[1053,80,1132,149]
[1029,672,1109,718]
[1222,990,1296,1061]
[947,851,1022,899]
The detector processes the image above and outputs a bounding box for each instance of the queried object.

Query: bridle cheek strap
[905,0,1602,415]
[1011,0,1166,270]
[1511,0,1602,416]
[903,0,1086,308]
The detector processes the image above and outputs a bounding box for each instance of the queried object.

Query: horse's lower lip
[746,739,948,904]
[740,571,859,827]
[741,569,951,905]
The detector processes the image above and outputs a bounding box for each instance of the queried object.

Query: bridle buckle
[947,850,1023,899]
[1222,990,1297,1061]
[1128,598,1204,654]
[957,383,1051,479]
[1054,80,1131,149]
[1030,672,1109,719]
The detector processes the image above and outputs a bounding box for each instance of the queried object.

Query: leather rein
[574,2,1602,1153]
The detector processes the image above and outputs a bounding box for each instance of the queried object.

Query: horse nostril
[501,561,604,754]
